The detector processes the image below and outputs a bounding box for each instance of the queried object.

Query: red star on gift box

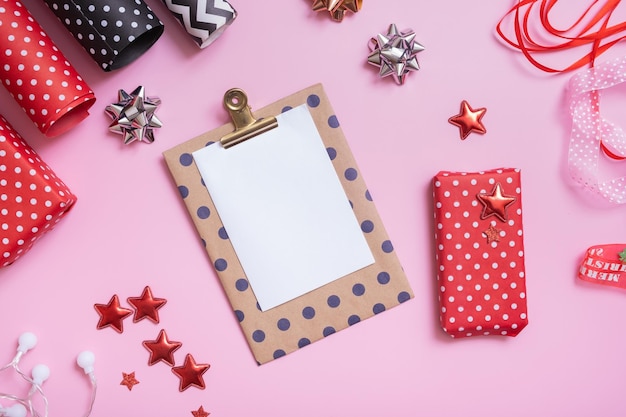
[143,329,182,366]
[477,183,516,222]
[448,100,487,140]
[483,224,501,243]
[172,354,210,392]
[127,286,167,323]
[191,406,210,417]
[120,372,140,391]
[94,294,133,333]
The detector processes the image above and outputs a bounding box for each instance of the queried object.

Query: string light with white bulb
[0,333,97,417]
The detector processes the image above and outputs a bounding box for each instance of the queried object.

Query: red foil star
[191,406,210,417]
[312,0,362,21]
[477,183,516,222]
[94,294,133,333]
[448,100,487,140]
[127,286,167,323]
[483,224,501,244]
[143,329,182,366]
[120,372,140,391]
[172,354,210,392]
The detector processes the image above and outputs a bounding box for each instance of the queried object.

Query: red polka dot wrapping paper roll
[41,0,164,71]
[0,115,77,268]
[0,0,95,137]
[432,168,528,338]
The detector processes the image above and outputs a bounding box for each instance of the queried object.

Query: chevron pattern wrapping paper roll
[163,0,237,48]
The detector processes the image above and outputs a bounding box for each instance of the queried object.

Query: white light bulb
[76,351,95,374]
[17,332,37,353]
[4,404,27,417]
[32,364,50,385]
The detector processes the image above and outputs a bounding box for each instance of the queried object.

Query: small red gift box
[0,116,77,268]
[432,168,528,338]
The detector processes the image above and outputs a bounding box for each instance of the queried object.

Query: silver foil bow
[105,86,163,145]
[367,24,425,85]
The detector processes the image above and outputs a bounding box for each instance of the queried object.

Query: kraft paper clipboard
[163,84,413,364]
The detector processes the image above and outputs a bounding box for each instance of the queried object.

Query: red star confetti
[127,286,167,323]
[120,372,140,391]
[477,183,516,222]
[94,295,133,333]
[191,406,210,417]
[482,224,501,244]
[172,354,210,392]
[143,329,182,367]
[448,100,487,140]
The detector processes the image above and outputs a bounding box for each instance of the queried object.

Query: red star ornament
[172,354,210,392]
[483,224,501,244]
[143,329,182,366]
[120,372,140,391]
[448,100,487,140]
[191,406,210,417]
[94,294,133,333]
[477,183,516,222]
[127,286,167,323]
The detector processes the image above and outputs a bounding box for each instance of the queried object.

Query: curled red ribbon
[497,1,626,202]
[496,0,626,72]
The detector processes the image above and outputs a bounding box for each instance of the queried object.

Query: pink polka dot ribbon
[568,56,626,204]
[0,115,77,268]
[0,0,96,137]
[578,244,626,290]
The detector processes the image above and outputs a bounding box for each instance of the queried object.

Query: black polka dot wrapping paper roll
[161,0,237,49]
[41,0,164,71]
[0,0,96,137]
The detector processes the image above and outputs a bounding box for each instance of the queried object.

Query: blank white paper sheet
[193,105,374,311]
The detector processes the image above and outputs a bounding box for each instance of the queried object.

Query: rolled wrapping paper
[0,0,96,137]
[41,0,164,71]
[162,0,236,49]
[0,114,77,267]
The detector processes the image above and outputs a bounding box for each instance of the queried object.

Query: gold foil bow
[312,0,362,22]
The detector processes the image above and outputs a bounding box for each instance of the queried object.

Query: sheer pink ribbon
[568,56,626,204]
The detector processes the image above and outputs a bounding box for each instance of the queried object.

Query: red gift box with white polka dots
[0,115,76,267]
[432,168,528,338]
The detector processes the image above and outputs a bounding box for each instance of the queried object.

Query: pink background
[2,0,626,416]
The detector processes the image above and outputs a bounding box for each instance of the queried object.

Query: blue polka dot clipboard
[163,84,414,364]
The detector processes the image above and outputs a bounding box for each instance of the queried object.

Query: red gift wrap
[0,0,96,137]
[0,115,76,267]
[432,168,528,338]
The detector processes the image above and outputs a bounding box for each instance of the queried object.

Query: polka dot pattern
[42,0,164,71]
[162,84,414,364]
[568,56,626,204]
[0,0,95,137]
[0,115,77,267]
[432,168,529,338]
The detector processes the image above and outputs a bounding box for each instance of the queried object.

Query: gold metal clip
[220,88,278,149]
